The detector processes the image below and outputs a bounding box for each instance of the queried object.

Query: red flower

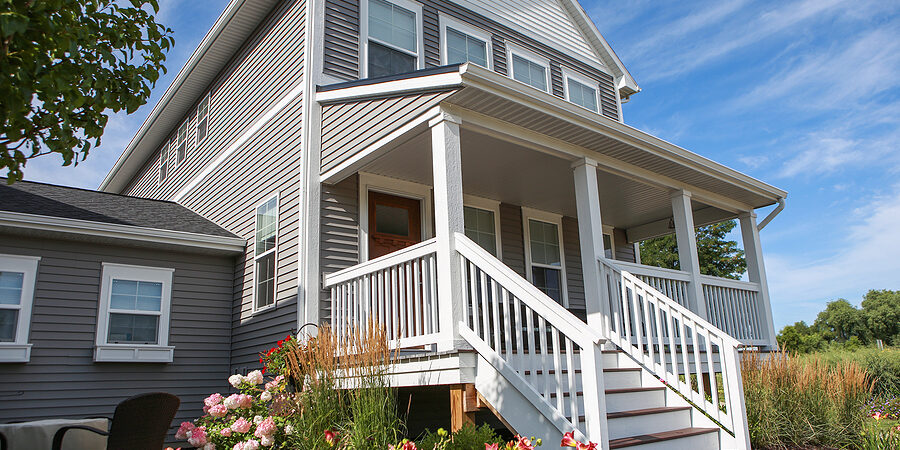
[561,431,577,447]
[515,435,534,450]
[324,429,339,446]
[485,444,499,450]
[576,442,597,450]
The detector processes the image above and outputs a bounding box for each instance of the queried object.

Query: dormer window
[508,45,549,93]
[364,0,422,78]
[440,16,490,69]
[564,68,599,113]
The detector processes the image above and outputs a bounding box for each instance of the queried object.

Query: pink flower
[324,429,339,446]
[187,426,208,447]
[202,444,216,450]
[175,422,195,440]
[209,404,228,418]
[260,436,274,447]
[233,444,244,450]
[246,370,264,385]
[224,394,241,410]
[238,394,253,409]
[231,417,252,434]
[243,440,260,450]
[576,443,598,450]
[486,444,499,450]
[254,418,277,438]
[205,393,224,407]
[229,374,245,388]
[561,431,577,447]
[220,428,233,437]
[515,435,534,450]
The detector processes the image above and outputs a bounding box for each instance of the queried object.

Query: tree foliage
[777,290,900,353]
[1,0,174,183]
[639,220,747,279]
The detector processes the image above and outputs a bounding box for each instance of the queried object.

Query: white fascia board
[100,0,265,192]
[316,71,464,104]
[0,211,247,253]
[456,64,786,202]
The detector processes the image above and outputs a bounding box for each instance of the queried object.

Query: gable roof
[0,179,238,239]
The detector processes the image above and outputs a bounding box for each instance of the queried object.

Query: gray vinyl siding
[562,216,584,313]
[118,0,307,371]
[499,203,526,277]
[319,176,361,323]
[320,89,457,174]
[323,0,619,121]
[0,236,233,432]
[613,228,636,263]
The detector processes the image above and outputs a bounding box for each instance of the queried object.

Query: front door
[368,191,422,259]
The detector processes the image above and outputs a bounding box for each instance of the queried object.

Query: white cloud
[767,185,900,324]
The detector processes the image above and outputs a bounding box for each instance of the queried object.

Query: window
[365,0,421,78]
[440,16,490,68]
[464,203,500,257]
[0,255,39,362]
[158,141,169,184]
[564,69,599,112]
[254,196,278,311]
[196,95,209,144]
[95,263,174,362]
[508,46,549,92]
[175,122,187,165]
[523,209,567,306]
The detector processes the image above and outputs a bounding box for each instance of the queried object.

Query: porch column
[671,190,708,318]
[739,211,778,349]
[431,109,466,351]
[572,158,609,335]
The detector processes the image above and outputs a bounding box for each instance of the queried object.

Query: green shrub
[417,424,505,450]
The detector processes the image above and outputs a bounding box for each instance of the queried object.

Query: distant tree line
[777,289,900,353]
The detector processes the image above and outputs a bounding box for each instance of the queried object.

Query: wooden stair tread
[605,386,666,394]
[608,427,719,449]
[607,406,692,419]
[522,367,638,376]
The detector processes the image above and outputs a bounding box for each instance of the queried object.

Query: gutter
[757,198,785,231]
[0,211,247,253]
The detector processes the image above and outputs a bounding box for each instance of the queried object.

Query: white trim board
[0,211,246,253]
[252,193,280,314]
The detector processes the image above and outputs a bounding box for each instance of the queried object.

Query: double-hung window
[564,69,600,113]
[463,201,501,257]
[0,255,39,362]
[365,0,421,78]
[175,122,187,166]
[441,16,490,69]
[523,209,567,306]
[158,141,169,184]
[508,46,549,92]
[95,263,174,362]
[196,95,209,144]
[254,196,278,311]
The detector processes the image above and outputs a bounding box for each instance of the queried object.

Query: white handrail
[324,238,438,285]
[600,257,749,448]
[455,233,608,443]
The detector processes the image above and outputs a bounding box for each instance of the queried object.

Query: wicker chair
[51,392,180,450]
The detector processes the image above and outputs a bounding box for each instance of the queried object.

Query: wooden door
[368,191,422,259]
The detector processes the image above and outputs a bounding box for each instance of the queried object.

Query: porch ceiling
[358,127,734,241]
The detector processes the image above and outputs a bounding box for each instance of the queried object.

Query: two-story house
[0,0,786,448]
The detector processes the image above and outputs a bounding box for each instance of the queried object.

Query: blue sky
[18,0,900,329]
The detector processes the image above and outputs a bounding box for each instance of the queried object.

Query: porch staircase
[325,233,750,449]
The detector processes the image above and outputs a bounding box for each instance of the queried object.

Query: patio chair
[51,392,180,450]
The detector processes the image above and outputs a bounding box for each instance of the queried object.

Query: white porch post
[671,190,708,318]
[740,211,778,348]
[431,109,466,351]
[572,158,609,335]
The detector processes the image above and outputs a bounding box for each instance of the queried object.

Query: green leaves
[639,220,747,279]
[0,0,174,182]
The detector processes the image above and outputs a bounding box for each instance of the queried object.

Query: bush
[742,351,871,449]
[805,348,900,399]
[417,424,505,450]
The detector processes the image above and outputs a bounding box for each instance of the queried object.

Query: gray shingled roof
[0,179,238,238]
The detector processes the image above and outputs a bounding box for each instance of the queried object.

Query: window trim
[94,262,175,363]
[157,141,169,186]
[521,207,568,307]
[562,67,600,113]
[439,14,492,70]
[463,195,502,259]
[360,0,425,79]
[506,43,551,93]
[196,94,210,145]
[253,194,280,314]
[175,121,188,166]
[0,254,40,363]
[602,224,616,260]
[358,172,434,263]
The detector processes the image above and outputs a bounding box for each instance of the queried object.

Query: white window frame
[157,141,169,186]
[360,0,425,79]
[506,43,551,93]
[0,254,40,363]
[439,14,492,70]
[358,172,434,263]
[196,93,210,145]
[94,263,174,363]
[602,225,616,260]
[174,121,188,167]
[463,195,502,258]
[253,194,280,313]
[562,67,600,113]
[522,207,568,307]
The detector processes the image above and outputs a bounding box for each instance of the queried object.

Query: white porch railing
[599,258,750,448]
[324,238,441,349]
[455,233,607,442]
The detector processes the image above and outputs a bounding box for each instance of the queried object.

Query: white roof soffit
[99,0,279,193]
[451,64,784,209]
